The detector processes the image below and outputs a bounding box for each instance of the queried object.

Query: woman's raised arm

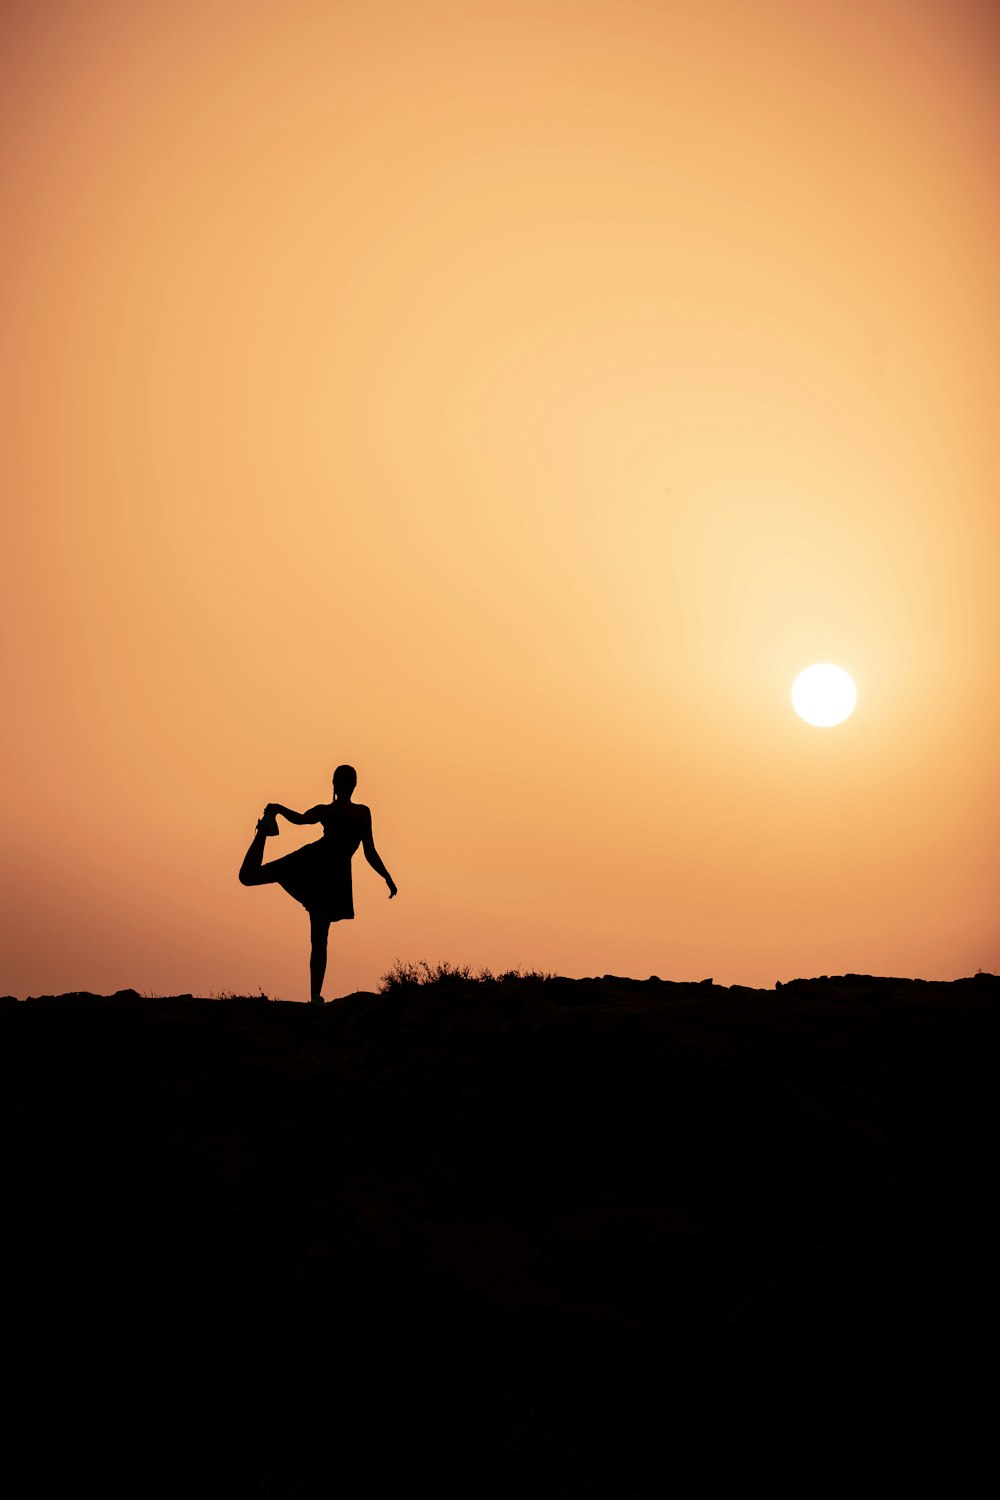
[267,803,324,826]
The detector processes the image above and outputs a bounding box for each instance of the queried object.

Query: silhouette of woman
[238,765,397,1003]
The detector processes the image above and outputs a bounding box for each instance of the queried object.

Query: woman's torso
[317,801,366,857]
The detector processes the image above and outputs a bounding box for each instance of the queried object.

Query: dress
[267,805,364,922]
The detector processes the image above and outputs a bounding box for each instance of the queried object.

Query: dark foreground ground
[3,972,998,1495]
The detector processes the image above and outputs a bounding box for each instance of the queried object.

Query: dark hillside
[3,972,998,1494]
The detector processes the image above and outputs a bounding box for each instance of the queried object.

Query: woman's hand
[386,878,398,900]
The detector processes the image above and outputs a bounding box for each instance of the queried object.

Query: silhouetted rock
[3,972,997,1493]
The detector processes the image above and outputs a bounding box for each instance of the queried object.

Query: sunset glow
[2,0,998,998]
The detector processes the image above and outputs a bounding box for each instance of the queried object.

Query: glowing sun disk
[791,663,857,727]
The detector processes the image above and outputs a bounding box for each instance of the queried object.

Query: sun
[791,663,857,727]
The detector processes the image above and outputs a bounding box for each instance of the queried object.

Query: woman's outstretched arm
[361,811,397,898]
[266,803,324,826]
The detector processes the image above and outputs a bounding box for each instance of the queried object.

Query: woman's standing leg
[309,913,331,1002]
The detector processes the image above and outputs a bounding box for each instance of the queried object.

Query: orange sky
[2,0,998,999]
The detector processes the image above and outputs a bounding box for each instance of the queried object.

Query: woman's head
[332,764,358,799]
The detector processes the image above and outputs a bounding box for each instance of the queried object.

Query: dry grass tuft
[378,959,555,993]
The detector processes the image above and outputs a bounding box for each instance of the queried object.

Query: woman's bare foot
[257,808,279,837]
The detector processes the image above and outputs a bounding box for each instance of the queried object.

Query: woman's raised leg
[309,913,330,1003]
[239,818,279,886]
